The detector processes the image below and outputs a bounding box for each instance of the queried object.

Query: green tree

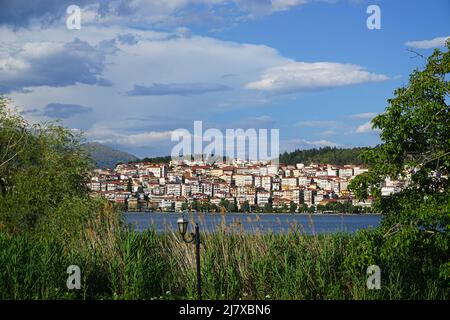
[349,41,450,229]
[298,204,308,213]
[307,206,315,214]
[289,201,297,213]
[219,199,229,212]
[348,42,450,293]
[192,200,200,211]
[241,200,250,213]
[127,178,133,192]
[227,199,238,212]
[0,97,100,236]
[263,202,273,213]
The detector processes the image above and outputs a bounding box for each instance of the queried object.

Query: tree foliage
[349,41,449,224]
[279,147,368,166]
[347,42,450,293]
[0,97,97,234]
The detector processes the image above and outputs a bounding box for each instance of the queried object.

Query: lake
[124,212,382,235]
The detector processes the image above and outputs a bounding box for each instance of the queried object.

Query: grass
[0,211,448,300]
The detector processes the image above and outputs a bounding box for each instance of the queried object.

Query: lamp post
[177,214,202,300]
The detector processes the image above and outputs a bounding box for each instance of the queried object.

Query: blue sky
[0,0,449,157]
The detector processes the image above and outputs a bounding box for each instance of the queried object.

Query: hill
[279,147,369,165]
[82,144,369,168]
[127,147,370,166]
[83,142,138,168]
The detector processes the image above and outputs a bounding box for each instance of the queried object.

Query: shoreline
[123,211,382,216]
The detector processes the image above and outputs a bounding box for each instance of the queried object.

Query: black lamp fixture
[177,214,202,300]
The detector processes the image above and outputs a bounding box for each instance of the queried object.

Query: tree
[241,200,250,213]
[347,43,450,291]
[307,206,315,214]
[298,204,308,213]
[227,199,238,212]
[219,199,229,213]
[279,147,368,165]
[210,203,218,212]
[289,201,297,213]
[127,178,133,192]
[263,202,273,213]
[192,200,200,211]
[349,40,450,230]
[0,97,96,234]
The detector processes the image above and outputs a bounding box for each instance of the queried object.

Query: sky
[0,0,449,158]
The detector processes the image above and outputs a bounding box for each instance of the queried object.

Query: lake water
[124,212,382,235]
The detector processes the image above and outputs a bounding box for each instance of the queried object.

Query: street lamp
[177,214,202,300]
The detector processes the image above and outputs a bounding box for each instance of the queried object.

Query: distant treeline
[129,155,172,164]
[279,147,370,166]
[129,147,371,166]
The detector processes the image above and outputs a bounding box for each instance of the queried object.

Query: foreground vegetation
[0,214,448,300]
[0,42,448,300]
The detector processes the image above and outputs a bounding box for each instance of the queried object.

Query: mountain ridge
[83,142,138,168]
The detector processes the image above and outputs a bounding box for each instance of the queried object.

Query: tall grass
[0,211,448,300]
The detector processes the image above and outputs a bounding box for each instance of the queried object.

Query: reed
[0,211,447,300]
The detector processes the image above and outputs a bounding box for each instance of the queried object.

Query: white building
[256,190,271,206]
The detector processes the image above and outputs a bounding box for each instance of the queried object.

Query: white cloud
[282,138,339,151]
[271,0,309,12]
[87,125,173,146]
[0,0,318,30]
[355,121,380,134]
[126,82,230,96]
[349,112,378,120]
[114,131,174,146]
[245,62,389,94]
[0,38,111,94]
[2,19,388,156]
[405,36,449,49]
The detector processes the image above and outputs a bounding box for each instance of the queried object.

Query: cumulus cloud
[126,83,230,96]
[355,121,380,134]
[0,38,111,94]
[0,0,317,29]
[245,62,389,94]
[1,12,390,156]
[405,36,449,49]
[0,0,92,28]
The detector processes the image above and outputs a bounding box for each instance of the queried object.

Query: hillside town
[88,159,406,213]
